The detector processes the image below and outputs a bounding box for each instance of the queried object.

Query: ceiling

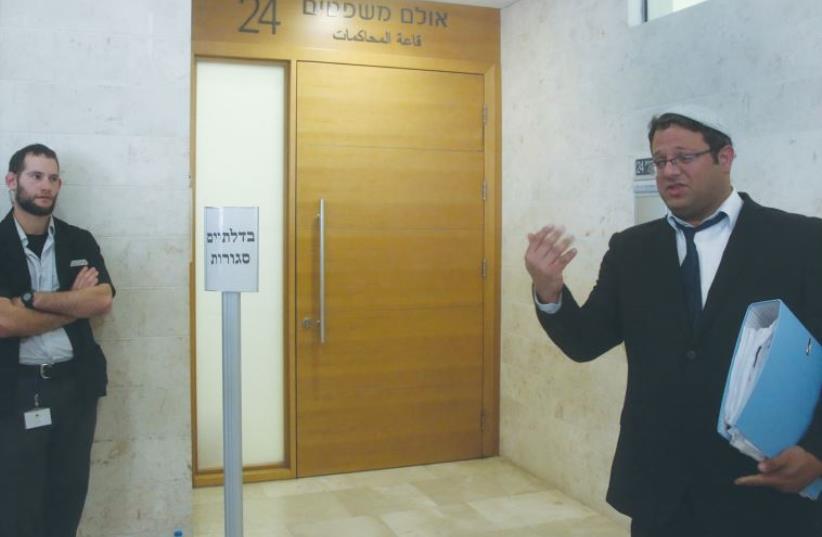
[435,0,518,8]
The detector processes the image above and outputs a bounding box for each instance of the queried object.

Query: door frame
[189,57,294,487]
[190,2,501,485]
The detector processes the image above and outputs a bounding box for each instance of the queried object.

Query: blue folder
[718,299,822,499]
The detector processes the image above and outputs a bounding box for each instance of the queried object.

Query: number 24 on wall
[239,0,281,34]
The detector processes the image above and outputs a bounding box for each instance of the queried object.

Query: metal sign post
[221,291,242,537]
[204,207,259,537]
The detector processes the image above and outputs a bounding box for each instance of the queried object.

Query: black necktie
[675,211,727,330]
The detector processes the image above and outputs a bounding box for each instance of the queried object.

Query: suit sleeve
[0,271,11,299]
[535,232,624,362]
[79,230,115,297]
[798,218,822,459]
[0,244,17,300]
[799,397,822,460]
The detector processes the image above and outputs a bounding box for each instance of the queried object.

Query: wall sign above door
[194,0,499,63]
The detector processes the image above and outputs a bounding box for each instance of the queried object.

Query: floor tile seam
[330,496,441,516]
[524,518,630,537]
[236,505,352,528]
[470,487,584,502]
[529,509,611,522]
[191,502,598,532]
[380,498,511,529]
[347,496,477,526]
[191,484,550,506]
[406,472,551,493]
[464,492,605,529]
[473,509,607,532]
[409,486,555,511]
[285,513,401,537]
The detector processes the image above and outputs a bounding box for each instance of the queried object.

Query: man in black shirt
[0,144,115,537]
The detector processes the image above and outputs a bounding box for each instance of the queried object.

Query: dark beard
[15,190,56,216]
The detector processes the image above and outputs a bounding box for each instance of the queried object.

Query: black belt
[18,361,76,380]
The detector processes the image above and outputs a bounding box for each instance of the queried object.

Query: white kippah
[659,104,730,138]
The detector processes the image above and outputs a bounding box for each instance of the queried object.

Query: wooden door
[296,62,486,476]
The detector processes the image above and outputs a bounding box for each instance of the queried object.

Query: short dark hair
[8,143,59,175]
[647,114,732,163]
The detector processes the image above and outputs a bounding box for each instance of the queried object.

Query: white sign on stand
[204,206,259,537]
[205,207,259,292]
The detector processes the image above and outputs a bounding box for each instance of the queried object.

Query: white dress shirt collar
[665,189,743,232]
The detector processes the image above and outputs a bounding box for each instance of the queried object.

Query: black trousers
[630,486,822,537]
[0,373,98,537]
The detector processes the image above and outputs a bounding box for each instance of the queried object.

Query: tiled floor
[193,457,629,536]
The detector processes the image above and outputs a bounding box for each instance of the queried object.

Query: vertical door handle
[318,198,326,343]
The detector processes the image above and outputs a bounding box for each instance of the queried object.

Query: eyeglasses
[652,149,712,172]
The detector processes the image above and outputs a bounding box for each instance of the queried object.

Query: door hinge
[482,179,487,201]
[481,258,487,279]
[482,105,488,125]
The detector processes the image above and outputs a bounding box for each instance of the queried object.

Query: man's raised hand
[524,225,577,304]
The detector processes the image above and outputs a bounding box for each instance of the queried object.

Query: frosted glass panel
[195,60,285,470]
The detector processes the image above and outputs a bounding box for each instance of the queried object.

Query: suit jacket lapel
[700,196,760,332]
[0,211,31,293]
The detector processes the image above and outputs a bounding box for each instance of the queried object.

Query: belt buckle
[39,364,52,380]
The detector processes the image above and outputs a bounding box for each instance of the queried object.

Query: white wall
[0,1,193,535]
[500,0,822,521]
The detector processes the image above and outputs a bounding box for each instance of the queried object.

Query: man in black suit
[524,107,822,537]
[0,144,114,537]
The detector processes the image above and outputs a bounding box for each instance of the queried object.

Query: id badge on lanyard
[23,378,52,430]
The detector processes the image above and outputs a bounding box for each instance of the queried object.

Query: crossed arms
[0,266,112,338]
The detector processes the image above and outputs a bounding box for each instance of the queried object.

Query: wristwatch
[21,291,35,309]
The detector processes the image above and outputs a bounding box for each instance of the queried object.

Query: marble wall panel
[126,38,191,87]
[49,135,132,187]
[97,236,190,289]
[2,82,126,135]
[51,32,133,86]
[92,287,190,341]
[96,383,191,441]
[55,184,190,237]
[1,0,150,35]
[9,134,191,189]
[124,83,191,138]
[104,336,189,389]
[0,29,55,82]
[79,474,190,537]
